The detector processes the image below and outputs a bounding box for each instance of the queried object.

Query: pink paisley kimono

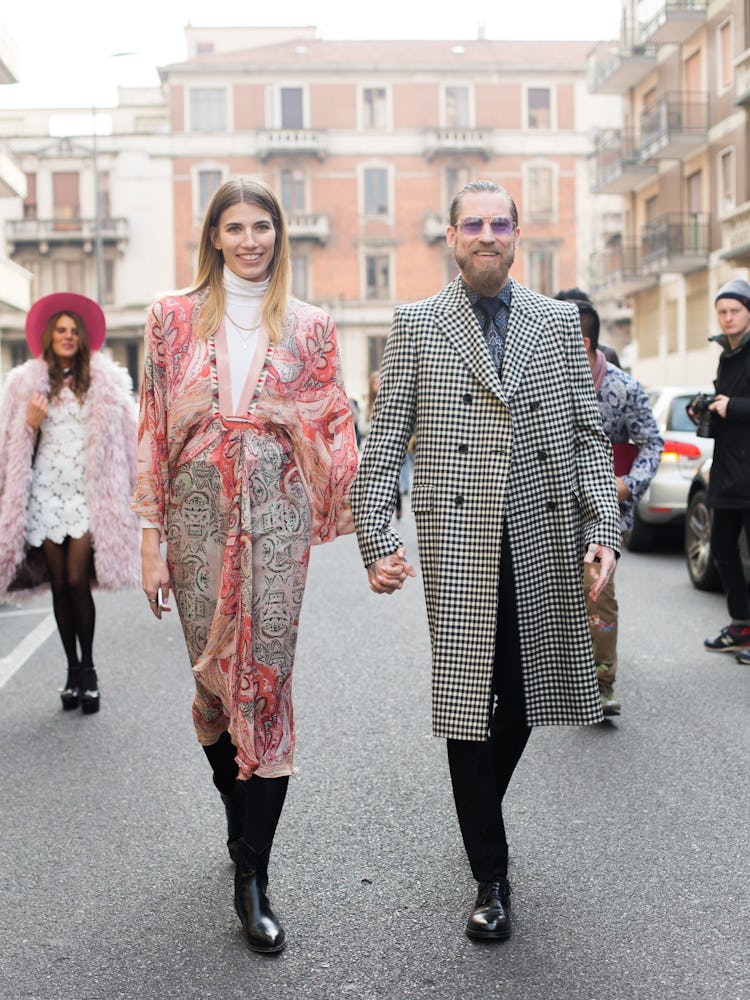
[132,292,358,779]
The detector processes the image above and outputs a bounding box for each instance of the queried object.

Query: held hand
[26,392,48,430]
[367,546,417,595]
[709,394,729,419]
[583,544,617,602]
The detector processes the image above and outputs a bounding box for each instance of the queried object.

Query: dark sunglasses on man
[456,216,516,236]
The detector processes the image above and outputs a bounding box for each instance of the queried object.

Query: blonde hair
[190,176,291,343]
[41,311,91,402]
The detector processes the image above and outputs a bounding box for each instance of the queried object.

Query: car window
[668,396,698,432]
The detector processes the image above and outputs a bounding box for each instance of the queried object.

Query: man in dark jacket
[699,278,750,661]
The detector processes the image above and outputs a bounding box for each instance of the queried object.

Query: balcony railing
[256,130,327,161]
[591,129,657,194]
[639,91,708,159]
[590,241,657,296]
[719,201,750,266]
[638,0,707,46]
[423,128,491,161]
[735,48,750,107]
[7,217,129,253]
[287,212,329,245]
[641,213,710,272]
[588,19,657,94]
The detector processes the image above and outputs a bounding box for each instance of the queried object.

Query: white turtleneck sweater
[223,267,269,412]
[140,269,270,532]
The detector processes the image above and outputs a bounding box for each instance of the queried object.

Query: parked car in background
[685,458,750,591]
[624,385,715,552]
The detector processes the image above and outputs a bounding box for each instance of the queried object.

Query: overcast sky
[0,0,622,108]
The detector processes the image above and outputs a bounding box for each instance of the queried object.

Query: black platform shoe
[60,669,81,710]
[234,840,286,954]
[80,668,100,715]
[465,877,512,941]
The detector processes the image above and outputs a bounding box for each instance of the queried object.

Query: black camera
[686,393,717,438]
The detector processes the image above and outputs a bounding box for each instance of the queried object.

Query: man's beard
[454,245,514,296]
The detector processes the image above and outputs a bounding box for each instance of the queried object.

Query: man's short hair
[555,288,600,350]
[449,180,519,228]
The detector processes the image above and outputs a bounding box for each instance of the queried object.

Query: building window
[198,170,222,216]
[291,255,308,299]
[102,258,115,305]
[24,173,37,219]
[719,149,735,213]
[189,88,228,131]
[281,169,305,213]
[526,165,554,220]
[53,172,80,228]
[280,87,304,128]
[718,19,734,91]
[445,166,470,203]
[526,248,555,297]
[528,88,551,129]
[445,86,470,127]
[97,171,111,218]
[364,168,389,215]
[363,87,387,129]
[365,254,390,299]
[686,169,702,215]
[54,258,84,293]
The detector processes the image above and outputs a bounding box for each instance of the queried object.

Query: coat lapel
[500,280,543,401]
[435,278,504,400]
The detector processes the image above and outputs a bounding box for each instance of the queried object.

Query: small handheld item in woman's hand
[156,585,167,619]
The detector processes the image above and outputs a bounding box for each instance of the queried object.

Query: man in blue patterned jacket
[557,291,663,715]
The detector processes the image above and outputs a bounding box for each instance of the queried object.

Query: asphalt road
[1,509,749,1000]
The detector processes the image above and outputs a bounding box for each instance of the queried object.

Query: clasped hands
[367,546,417,595]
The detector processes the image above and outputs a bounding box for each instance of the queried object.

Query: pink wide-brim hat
[25,292,106,357]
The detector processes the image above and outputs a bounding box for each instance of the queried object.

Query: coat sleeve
[131,302,170,538]
[296,313,359,545]
[350,305,418,567]
[620,378,663,506]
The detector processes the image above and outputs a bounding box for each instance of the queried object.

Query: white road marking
[0,614,57,690]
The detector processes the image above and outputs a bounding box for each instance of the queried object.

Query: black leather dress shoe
[465,877,512,940]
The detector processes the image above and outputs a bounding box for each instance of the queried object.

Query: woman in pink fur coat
[0,292,139,713]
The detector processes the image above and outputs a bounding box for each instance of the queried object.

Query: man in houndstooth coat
[350,180,621,942]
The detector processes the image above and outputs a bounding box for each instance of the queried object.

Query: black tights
[42,534,96,673]
[202,731,289,852]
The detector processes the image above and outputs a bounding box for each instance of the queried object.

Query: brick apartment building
[0,25,622,403]
[588,0,750,385]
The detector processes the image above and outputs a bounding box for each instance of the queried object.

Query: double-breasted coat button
[529,400,541,411]
[537,450,549,462]
[454,496,465,506]
[546,500,557,511]
[462,393,473,404]
[458,444,469,454]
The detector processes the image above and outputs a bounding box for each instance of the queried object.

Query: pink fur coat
[0,353,140,598]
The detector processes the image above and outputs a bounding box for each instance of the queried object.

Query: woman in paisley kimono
[0,292,139,714]
[132,177,358,954]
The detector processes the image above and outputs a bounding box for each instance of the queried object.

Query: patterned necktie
[477,296,506,371]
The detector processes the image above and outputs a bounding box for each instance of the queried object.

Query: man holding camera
[698,279,750,662]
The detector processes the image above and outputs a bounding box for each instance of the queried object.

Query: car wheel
[685,488,722,591]
[623,508,656,553]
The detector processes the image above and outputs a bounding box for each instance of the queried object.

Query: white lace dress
[26,387,90,546]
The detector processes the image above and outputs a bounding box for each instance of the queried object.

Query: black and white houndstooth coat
[350,276,622,741]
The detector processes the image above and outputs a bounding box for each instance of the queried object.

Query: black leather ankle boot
[234,839,286,953]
